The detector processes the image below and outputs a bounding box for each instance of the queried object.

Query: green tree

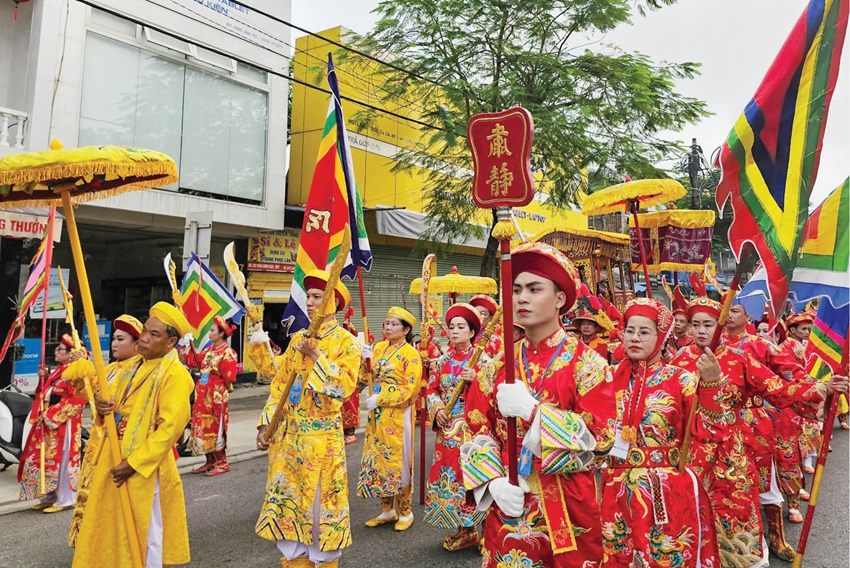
[345,0,710,276]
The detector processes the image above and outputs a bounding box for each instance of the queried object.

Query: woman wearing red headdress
[469,294,503,359]
[183,316,238,475]
[423,303,489,551]
[18,333,87,512]
[600,298,719,567]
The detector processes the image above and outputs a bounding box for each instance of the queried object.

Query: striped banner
[180,252,246,350]
[807,300,849,373]
[716,0,848,314]
[283,53,372,334]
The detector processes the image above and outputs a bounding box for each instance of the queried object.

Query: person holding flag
[182,316,239,476]
[18,333,87,513]
[461,242,612,568]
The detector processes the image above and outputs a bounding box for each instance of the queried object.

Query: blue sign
[13,338,42,393]
[82,320,112,365]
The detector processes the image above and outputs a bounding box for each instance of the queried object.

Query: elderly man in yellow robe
[72,302,194,568]
[358,306,422,531]
[255,269,361,568]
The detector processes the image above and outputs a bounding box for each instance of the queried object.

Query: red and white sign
[0,211,62,241]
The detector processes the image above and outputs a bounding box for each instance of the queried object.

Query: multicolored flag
[788,178,849,308]
[283,53,372,334]
[0,221,51,362]
[807,299,849,373]
[180,252,246,350]
[716,0,848,314]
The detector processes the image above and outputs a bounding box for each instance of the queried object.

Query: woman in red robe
[183,316,238,475]
[600,298,718,567]
[18,333,86,512]
[424,303,488,551]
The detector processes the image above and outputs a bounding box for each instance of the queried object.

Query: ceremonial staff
[163,253,202,364]
[262,226,351,443]
[417,253,436,504]
[36,207,56,496]
[444,306,502,411]
[223,242,279,373]
[56,267,97,410]
[792,318,850,568]
[467,107,537,483]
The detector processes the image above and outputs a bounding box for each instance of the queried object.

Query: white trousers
[49,430,77,507]
[146,475,163,568]
[276,478,341,564]
[759,461,784,506]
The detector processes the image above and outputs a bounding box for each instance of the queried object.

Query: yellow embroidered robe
[357,340,422,498]
[69,355,143,547]
[72,350,194,567]
[255,321,361,552]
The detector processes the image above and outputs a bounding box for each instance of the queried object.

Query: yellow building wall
[289,27,588,239]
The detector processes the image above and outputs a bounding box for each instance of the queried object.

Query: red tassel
[14,3,18,20]
[440,329,447,337]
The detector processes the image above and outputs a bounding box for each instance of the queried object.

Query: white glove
[178,333,195,348]
[366,394,379,411]
[249,329,270,345]
[488,476,529,517]
[496,381,538,421]
[362,344,373,359]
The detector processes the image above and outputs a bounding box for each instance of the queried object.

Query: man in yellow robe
[255,270,361,568]
[73,302,194,568]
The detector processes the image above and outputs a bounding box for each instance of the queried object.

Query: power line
[73,0,445,133]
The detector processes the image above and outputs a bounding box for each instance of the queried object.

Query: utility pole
[688,137,702,209]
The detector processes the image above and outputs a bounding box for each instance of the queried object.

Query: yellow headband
[387,306,416,328]
[149,301,192,337]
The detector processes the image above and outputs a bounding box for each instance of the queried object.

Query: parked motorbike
[0,384,89,471]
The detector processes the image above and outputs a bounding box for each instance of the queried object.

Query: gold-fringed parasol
[409,266,498,296]
[0,140,177,568]
[581,179,688,299]
[580,178,686,215]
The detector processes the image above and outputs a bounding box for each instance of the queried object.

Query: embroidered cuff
[460,435,505,490]
[539,405,597,475]
[304,355,345,401]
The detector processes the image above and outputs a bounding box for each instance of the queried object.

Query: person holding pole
[670,297,848,567]
[599,298,719,567]
[254,270,360,568]
[469,294,503,359]
[461,242,613,568]
[358,307,421,532]
[423,303,488,551]
[69,314,143,546]
[18,333,86,513]
[73,302,193,567]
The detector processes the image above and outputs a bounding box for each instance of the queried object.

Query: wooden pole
[61,191,144,568]
[497,208,518,483]
[630,200,653,299]
[792,321,850,567]
[38,207,56,496]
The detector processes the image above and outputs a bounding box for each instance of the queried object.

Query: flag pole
[38,207,56,495]
[355,265,373,428]
[792,320,850,568]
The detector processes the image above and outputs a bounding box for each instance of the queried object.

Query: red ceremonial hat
[446,302,483,337]
[687,296,721,320]
[469,294,498,316]
[113,314,143,339]
[672,286,689,318]
[303,269,351,312]
[213,315,237,337]
[511,242,580,315]
[623,298,674,338]
[689,272,707,298]
[60,333,75,349]
[786,310,814,328]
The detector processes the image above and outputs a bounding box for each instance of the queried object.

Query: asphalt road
[0,422,847,568]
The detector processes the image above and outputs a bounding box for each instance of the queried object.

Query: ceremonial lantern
[0,141,179,568]
[467,106,536,483]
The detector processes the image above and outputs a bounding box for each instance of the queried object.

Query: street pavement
[0,387,847,567]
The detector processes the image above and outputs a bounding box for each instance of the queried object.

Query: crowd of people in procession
[14,241,850,568]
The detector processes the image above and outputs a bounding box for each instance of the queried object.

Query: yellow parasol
[582,179,687,299]
[0,141,177,568]
[408,266,498,296]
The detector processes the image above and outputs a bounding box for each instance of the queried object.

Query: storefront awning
[374,208,492,249]
[0,208,63,241]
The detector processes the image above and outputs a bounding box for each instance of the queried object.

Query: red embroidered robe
[183,343,238,455]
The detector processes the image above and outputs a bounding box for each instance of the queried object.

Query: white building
[0,0,290,379]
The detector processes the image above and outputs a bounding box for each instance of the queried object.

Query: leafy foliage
[340,0,710,275]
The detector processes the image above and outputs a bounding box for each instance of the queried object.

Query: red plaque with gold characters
[467,107,535,209]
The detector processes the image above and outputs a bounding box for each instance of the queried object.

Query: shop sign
[0,211,62,241]
[248,229,300,273]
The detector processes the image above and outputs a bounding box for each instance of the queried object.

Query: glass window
[79,33,267,203]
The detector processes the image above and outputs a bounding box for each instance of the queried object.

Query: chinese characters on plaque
[467,107,536,209]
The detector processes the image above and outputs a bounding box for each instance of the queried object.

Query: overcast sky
[292,0,849,206]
